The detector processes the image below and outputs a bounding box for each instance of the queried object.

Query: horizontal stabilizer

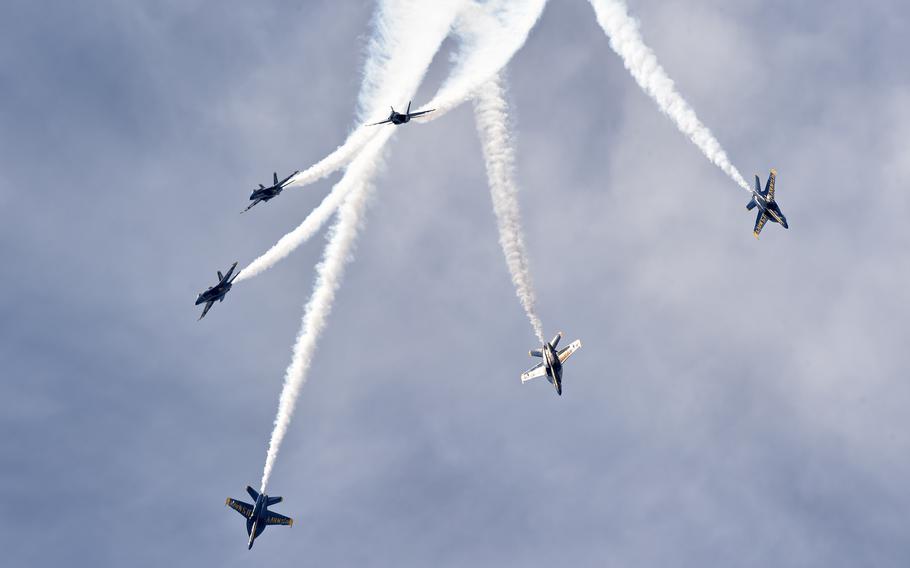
[529,349,543,358]
[246,486,259,501]
[550,332,563,348]
[267,496,283,506]
[746,198,757,211]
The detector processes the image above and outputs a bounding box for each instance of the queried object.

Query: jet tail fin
[754,174,762,194]
[550,332,563,348]
[273,172,278,186]
[746,197,757,211]
[267,496,283,506]
[217,271,224,281]
[407,100,411,115]
[246,486,259,500]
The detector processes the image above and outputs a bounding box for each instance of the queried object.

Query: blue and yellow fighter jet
[195,261,238,320]
[226,486,294,549]
[242,170,299,213]
[366,101,435,126]
[520,332,582,396]
[747,169,788,238]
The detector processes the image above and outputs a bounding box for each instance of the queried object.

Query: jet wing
[521,362,547,383]
[264,512,294,527]
[753,212,769,239]
[408,108,435,118]
[366,118,393,126]
[199,300,215,320]
[557,339,582,363]
[241,199,262,214]
[226,498,254,518]
[765,169,776,201]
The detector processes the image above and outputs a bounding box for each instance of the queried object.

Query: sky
[2,0,910,566]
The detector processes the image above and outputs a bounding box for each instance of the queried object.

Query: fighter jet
[241,171,299,213]
[747,169,788,238]
[195,261,238,320]
[520,332,582,396]
[366,101,435,126]
[226,486,293,550]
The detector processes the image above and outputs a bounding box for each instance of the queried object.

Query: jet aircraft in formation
[242,170,299,213]
[366,101,435,126]
[226,486,294,549]
[748,169,788,238]
[521,332,582,396]
[195,261,238,320]
[203,100,784,550]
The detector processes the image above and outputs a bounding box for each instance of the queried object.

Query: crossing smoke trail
[425,0,548,119]
[283,127,380,191]
[259,0,463,492]
[473,76,545,343]
[588,0,751,193]
[237,0,548,286]
[235,0,463,285]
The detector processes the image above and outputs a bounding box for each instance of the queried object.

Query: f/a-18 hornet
[226,486,293,550]
[242,170,299,213]
[195,261,238,320]
[747,169,788,238]
[520,332,582,396]
[366,101,435,126]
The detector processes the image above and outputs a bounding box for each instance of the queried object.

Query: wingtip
[770,168,777,175]
[753,232,760,239]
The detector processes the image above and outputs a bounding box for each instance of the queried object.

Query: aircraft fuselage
[195,281,232,305]
[250,186,281,202]
[751,191,788,228]
[543,342,563,395]
[389,112,409,124]
[246,493,270,549]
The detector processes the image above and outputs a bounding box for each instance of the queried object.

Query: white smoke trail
[259,0,464,491]
[423,0,549,119]
[260,131,389,492]
[235,0,463,285]
[588,0,751,193]
[473,76,545,343]
[283,127,379,191]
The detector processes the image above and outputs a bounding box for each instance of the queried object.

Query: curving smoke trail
[473,76,545,343]
[259,0,464,492]
[424,0,549,120]
[235,0,463,285]
[588,0,751,193]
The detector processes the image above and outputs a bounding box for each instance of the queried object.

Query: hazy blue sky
[2,1,909,566]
